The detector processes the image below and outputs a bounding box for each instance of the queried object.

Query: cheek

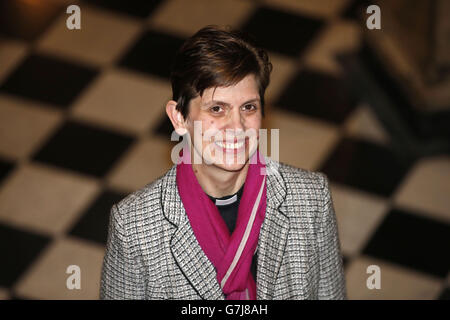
[186,116,214,135]
[202,119,216,132]
[245,115,262,130]
[201,119,221,144]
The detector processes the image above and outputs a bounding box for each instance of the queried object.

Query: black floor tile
[274,69,357,124]
[152,117,188,155]
[118,29,186,79]
[342,255,349,269]
[68,189,127,245]
[319,137,413,197]
[362,208,450,278]
[341,0,369,20]
[153,116,175,139]
[82,0,163,19]
[0,0,65,41]
[0,53,98,108]
[0,223,51,288]
[241,6,324,57]
[438,287,450,300]
[422,110,450,142]
[0,157,15,185]
[32,120,135,177]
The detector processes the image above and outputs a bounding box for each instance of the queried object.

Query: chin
[212,159,248,172]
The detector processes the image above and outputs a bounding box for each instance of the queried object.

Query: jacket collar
[161,157,289,299]
[161,157,287,220]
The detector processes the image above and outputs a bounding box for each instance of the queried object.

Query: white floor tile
[345,255,443,300]
[303,20,361,74]
[37,5,142,66]
[106,136,173,193]
[13,236,105,300]
[149,0,255,36]
[0,38,29,84]
[0,94,63,160]
[343,103,390,145]
[71,68,171,135]
[330,182,389,256]
[262,0,351,19]
[265,53,299,105]
[263,109,340,171]
[0,162,100,235]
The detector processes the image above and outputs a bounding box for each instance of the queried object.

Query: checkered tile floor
[0,0,449,300]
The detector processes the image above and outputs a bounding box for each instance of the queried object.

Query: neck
[191,162,249,198]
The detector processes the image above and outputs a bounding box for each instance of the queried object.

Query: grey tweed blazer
[100,158,347,300]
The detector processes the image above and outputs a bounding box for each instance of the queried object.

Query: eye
[241,104,257,111]
[210,105,223,113]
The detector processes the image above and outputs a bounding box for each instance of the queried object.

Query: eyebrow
[203,98,261,107]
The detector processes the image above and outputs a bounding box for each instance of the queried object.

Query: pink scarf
[176,148,267,300]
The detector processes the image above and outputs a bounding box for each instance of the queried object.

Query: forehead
[200,74,259,104]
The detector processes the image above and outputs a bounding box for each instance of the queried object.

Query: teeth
[215,141,244,149]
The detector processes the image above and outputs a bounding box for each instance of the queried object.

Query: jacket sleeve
[316,174,347,300]
[100,204,146,299]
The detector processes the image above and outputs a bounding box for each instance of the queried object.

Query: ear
[166,100,187,135]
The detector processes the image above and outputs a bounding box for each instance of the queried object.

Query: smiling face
[184,74,262,173]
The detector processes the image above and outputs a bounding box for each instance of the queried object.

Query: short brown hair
[170,25,272,120]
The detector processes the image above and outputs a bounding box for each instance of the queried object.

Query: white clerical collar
[215,194,238,206]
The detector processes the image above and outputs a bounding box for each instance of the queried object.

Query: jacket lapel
[161,158,290,300]
[256,159,290,299]
[161,166,224,300]
[170,219,225,299]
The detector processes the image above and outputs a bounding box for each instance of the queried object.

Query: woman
[100,25,347,300]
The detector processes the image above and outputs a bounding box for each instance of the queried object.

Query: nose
[226,107,245,133]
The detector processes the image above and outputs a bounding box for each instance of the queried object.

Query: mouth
[212,137,250,156]
[214,140,245,149]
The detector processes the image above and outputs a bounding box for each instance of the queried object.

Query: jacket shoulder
[113,165,175,221]
[267,158,328,190]
[266,158,331,216]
